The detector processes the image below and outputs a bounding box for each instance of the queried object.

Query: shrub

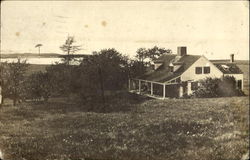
[24,72,51,101]
[193,76,244,98]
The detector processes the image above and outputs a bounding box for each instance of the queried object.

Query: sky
[1,1,249,60]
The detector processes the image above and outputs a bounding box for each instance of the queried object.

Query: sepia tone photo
[0,1,249,160]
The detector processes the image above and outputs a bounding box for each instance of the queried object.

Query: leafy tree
[128,60,147,78]
[24,71,51,101]
[135,48,148,64]
[0,62,8,105]
[45,63,76,96]
[60,36,81,65]
[3,59,29,105]
[135,48,148,76]
[78,49,128,105]
[147,46,172,60]
[134,46,172,77]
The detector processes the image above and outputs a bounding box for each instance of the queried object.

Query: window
[195,67,202,74]
[191,82,198,90]
[204,67,210,74]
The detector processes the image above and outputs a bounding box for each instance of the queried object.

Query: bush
[24,72,51,101]
[193,76,244,98]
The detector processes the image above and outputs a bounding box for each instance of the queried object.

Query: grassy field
[0,93,249,160]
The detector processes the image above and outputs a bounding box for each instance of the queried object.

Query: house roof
[213,63,243,74]
[138,54,201,83]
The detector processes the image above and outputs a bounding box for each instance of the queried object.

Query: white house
[129,46,244,98]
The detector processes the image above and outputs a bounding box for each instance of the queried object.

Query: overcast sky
[1,1,249,60]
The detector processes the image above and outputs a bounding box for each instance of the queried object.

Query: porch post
[139,80,141,94]
[187,81,192,95]
[151,82,153,95]
[163,84,166,98]
[179,85,183,97]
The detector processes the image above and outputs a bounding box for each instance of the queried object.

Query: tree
[135,48,148,64]
[134,46,172,77]
[0,79,2,106]
[135,46,172,62]
[135,48,148,76]
[4,59,29,105]
[35,44,43,56]
[78,49,128,108]
[0,62,12,105]
[147,46,172,60]
[128,60,147,78]
[45,63,73,96]
[24,71,51,101]
[60,36,81,65]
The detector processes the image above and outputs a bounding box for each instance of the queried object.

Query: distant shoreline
[0,53,91,59]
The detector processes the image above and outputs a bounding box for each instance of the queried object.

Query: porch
[128,78,192,99]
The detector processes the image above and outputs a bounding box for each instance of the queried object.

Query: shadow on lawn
[28,92,151,113]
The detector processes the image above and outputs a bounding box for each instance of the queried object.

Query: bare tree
[60,36,81,65]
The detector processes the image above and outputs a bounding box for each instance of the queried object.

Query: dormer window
[154,62,163,70]
[169,62,174,72]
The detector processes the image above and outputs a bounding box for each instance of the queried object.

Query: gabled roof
[138,54,201,83]
[213,63,243,74]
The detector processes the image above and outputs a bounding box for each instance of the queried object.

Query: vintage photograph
[0,1,249,160]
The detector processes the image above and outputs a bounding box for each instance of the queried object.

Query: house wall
[181,56,223,82]
[180,56,224,95]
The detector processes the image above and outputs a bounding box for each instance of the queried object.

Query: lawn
[0,93,249,160]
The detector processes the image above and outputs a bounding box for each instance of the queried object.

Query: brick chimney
[177,46,187,56]
[230,54,234,63]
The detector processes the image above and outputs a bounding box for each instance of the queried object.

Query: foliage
[1,59,29,105]
[24,71,51,101]
[133,46,172,78]
[78,49,128,101]
[45,63,78,96]
[147,46,172,60]
[135,48,148,63]
[135,46,172,62]
[193,76,244,98]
